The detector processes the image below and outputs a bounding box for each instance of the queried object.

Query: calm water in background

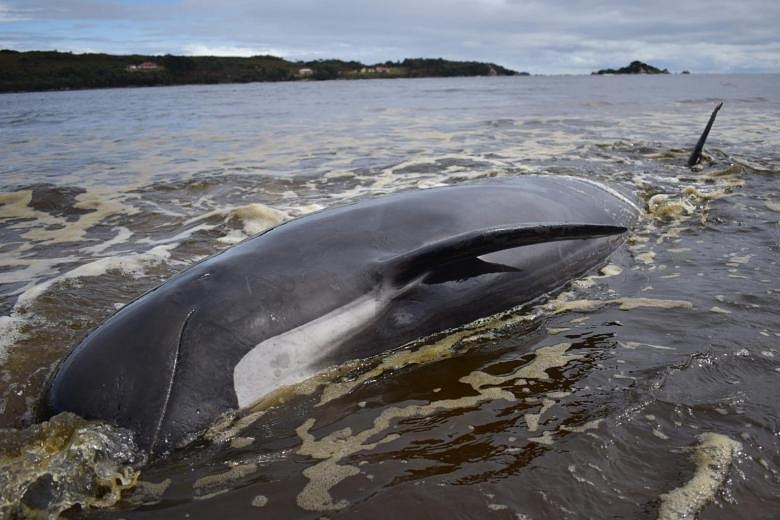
[0,75,778,518]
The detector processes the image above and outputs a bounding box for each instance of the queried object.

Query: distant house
[298,68,313,77]
[360,66,389,74]
[127,61,160,71]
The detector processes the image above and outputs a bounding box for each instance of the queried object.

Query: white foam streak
[138,223,217,246]
[657,433,741,520]
[15,245,176,310]
[0,315,24,362]
[80,227,133,254]
[0,245,177,362]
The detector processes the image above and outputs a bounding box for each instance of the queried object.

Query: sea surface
[0,74,778,519]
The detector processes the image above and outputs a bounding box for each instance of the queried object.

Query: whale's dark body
[45,175,639,454]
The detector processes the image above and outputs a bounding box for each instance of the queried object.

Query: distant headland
[0,50,526,93]
[592,60,670,75]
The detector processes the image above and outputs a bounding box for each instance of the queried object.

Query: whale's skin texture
[45,175,640,454]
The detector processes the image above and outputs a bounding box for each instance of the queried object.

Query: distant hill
[592,60,670,75]
[0,50,525,93]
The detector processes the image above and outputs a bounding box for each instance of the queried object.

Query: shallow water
[0,75,779,518]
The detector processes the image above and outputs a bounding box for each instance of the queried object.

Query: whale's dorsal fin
[688,101,723,167]
[388,223,627,286]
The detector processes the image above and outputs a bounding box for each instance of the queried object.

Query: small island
[0,50,526,93]
[592,60,669,75]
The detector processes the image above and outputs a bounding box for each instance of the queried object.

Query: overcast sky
[1,0,778,74]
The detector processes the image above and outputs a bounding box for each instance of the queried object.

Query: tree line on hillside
[0,50,524,93]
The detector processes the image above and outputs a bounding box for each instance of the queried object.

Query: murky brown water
[1,75,779,518]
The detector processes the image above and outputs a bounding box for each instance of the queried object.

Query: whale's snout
[45,296,191,453]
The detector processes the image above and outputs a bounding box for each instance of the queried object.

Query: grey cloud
[1,0,179,21]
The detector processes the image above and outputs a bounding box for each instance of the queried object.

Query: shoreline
[0,74,524,95]
[0,50,524,94]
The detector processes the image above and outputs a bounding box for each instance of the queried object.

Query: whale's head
[44,266,251,455]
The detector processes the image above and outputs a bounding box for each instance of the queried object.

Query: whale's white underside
[233,292,383,408]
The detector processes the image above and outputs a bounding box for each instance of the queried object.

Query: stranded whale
[45,175,640,454]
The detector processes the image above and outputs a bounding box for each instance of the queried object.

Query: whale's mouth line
[150,306,197,452]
